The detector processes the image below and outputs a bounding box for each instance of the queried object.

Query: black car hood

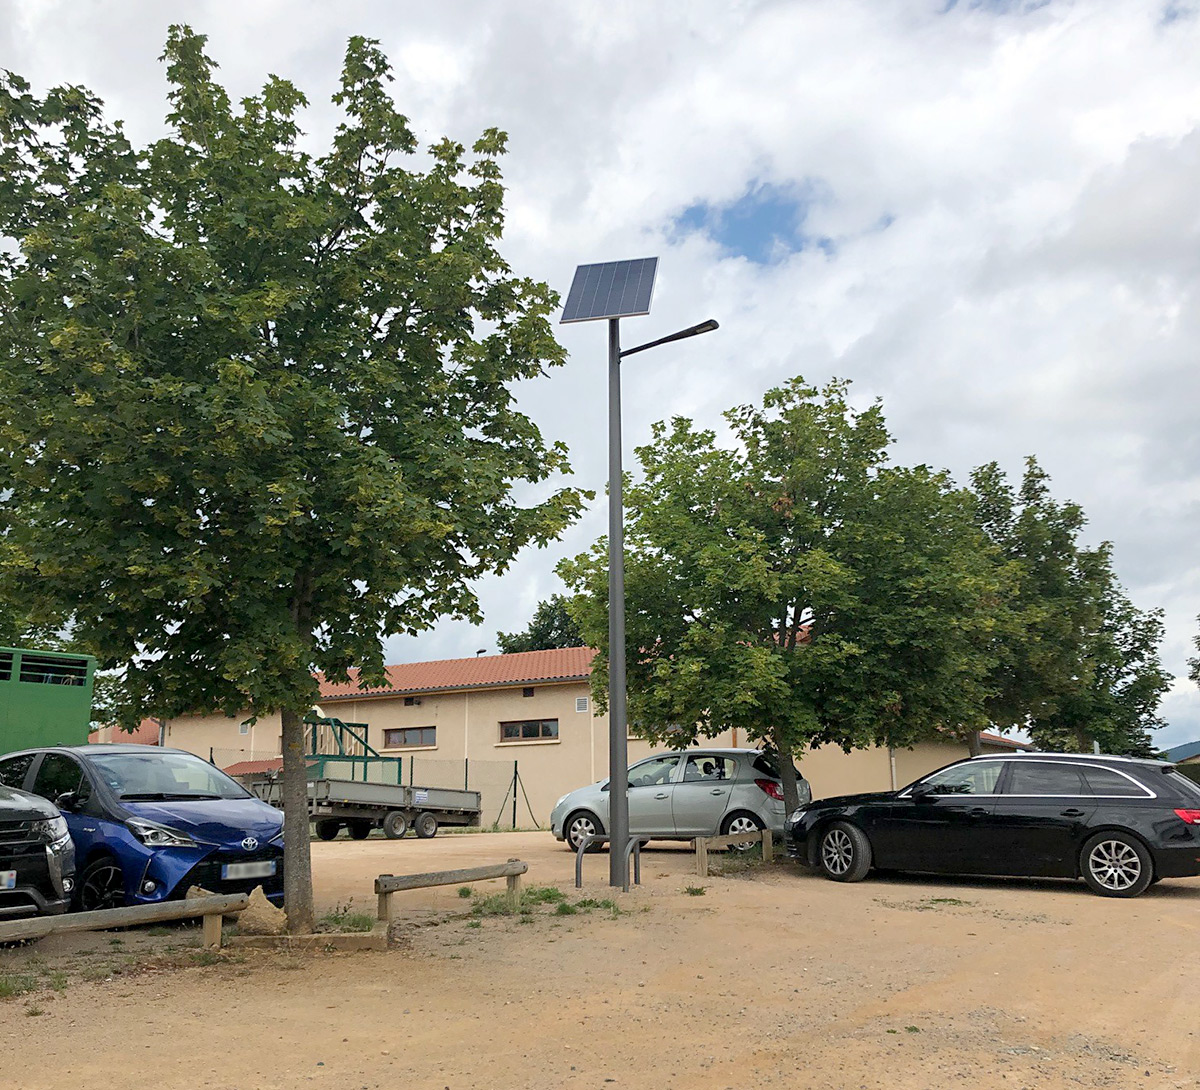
[808,790,898,810]
[0,784,57,821]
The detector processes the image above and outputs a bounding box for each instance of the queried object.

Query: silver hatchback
[550,749,812,851]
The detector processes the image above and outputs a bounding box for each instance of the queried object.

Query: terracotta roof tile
[978,731,1032,751]
[222,758,283,776]
[317,647,597,701]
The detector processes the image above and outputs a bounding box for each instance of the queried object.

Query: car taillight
[755,779,784,801]
[1174,809,1200,825]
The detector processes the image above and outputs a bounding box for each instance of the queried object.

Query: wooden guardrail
[692,829,774,878]
[375,858,528,922]
[0,892,250,949]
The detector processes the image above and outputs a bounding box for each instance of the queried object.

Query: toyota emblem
[241,837,259,852]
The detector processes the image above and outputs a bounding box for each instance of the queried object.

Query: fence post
[762,829,774,863]
[202,911,223,949]
[409,758,414,787]
[512,760,518,829]
[694,837,709,878]
[506,858,523,912]
[464,757,469,791]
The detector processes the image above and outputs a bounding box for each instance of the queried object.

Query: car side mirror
[54,791,79,812]
[910,782,934,802]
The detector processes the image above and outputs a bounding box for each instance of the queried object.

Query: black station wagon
[786,752,1200,898]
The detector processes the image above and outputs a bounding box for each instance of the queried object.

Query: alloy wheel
[1087,839,1142,892]
[822,828,854,877]
[725,815,761,851]
[568,814,596,851]
[79,858,125,911]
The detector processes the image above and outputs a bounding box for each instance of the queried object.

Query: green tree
[0,28,584,930]
[971,460,1168,756]
[496,594,585,653]
[1191,618,1200,693]
[560,377,1007,812]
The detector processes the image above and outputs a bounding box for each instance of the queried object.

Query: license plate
[0,871,15,890]
[221,861,276,880]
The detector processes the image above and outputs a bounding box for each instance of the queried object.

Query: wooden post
[762,829,774,863]
[506,856,523,913]
[202,911,223,949]
[694,837,709,878]
[377,891,393,923]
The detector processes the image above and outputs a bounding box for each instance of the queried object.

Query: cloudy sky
[4,0,1199,747]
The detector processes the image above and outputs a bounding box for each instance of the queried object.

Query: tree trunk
[772,725,803,815]
[967,731,982,757]
[280,706,315,935]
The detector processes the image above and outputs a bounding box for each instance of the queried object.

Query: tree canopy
[972,460,1169,756]
[560,377,1009,810]
[0,27,584,929]
[496,594,585,653]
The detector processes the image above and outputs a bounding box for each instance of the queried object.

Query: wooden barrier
[0,893,250,949]
[375,858,527,923]
[692,829,774,878]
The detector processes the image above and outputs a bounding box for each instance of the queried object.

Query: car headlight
[554,794,571,811]
[31,816,71,847]
[126,817,197,849]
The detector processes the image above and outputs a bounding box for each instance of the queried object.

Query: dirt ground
[1,830,1198,1090]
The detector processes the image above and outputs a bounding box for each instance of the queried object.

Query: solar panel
[560,257,658,324]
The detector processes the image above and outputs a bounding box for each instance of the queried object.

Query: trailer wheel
[347,819,373,841]
[382,811,409,840]
[414,812,438,839]
[315,820,341,841]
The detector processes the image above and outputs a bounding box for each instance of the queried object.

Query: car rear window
[752,755,803,781]
[1165,769,1200,802]
[1081,766,1150,797]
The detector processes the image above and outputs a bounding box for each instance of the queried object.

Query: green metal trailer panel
[0,646,96,751]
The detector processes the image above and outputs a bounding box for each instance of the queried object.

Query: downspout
[888,746,898,791]
[464,691,470,759]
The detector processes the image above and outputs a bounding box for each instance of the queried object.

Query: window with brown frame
[383,726,436,748]
[499,719,559,742]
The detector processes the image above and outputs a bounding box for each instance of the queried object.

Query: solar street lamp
[561,257,718,890]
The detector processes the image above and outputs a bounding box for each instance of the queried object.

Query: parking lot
[1,830,1198,1090]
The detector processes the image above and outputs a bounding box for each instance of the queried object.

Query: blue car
[0,745,284,910]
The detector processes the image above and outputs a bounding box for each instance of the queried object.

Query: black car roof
[971,751,1172,769]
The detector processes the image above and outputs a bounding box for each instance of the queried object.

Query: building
[1166,741,1200,766]
[157,647,1027,823]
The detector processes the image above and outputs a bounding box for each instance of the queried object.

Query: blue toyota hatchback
[0,745,284,910]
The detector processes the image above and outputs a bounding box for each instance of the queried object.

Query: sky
[3,0,1199,748]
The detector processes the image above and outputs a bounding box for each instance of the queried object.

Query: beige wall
[161,684,1008,823]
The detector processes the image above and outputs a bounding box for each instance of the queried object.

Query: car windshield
[752,755,803,781]
[87,752,249,801]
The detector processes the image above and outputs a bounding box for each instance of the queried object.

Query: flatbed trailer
[250,775,481,841]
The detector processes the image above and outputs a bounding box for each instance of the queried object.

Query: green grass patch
[0,973,36,1000]
[553,902,578,916]
[521,886,567,906]
[46,971,68,992]
[457,886,473,898]
[466,920,482,929]
[470,893,514,917]
[683,886,706,896]
[318,901,376,933]
[24,1004,44,1017]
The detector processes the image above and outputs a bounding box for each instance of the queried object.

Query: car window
[31,753,88,802]
[1082,766,1149,797]
[0,753,35,790]
[751,755,804,782]
[919,761,1003,795]
[1166,770,1200,801]
[1006,762,1088,796]
[682,756,736,782]
[628,756,680,788]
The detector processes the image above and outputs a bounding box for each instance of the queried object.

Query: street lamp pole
[606,317,629,890]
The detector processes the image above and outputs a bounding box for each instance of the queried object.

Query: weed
[518,915,535,925]
[905,1025,921,1034]
[108,938,123,947]
[683,886,706,896]
[926,897,970,907]
[47,971,68,992]
[190,950,223,967]
[521,886,566,906]
[553,902,578,916]
[144,927,172,937]
[318,900,375,933]
[457,886,472,899]
[24,1004,44,1017]
[466,920,482,929]
[887,1029,899,1035]
[471,894,514,917]
[0,974,36,1000]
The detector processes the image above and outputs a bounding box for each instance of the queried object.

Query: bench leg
[202,912,223,949]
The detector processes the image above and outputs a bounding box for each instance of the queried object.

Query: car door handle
[710,789,726,795]
[655,792,669,800]
[1060,808,1085,818]
[968,807,989,818]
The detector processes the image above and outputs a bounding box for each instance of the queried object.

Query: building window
[383,727,436,748]
[522,687,535,698]
[499,719,559,742]
[575,696,589,713]
[403,696,421,706]
[239,723,250,736]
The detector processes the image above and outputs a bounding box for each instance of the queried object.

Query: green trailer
[0,646,96,751]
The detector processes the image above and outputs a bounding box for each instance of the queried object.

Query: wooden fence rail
[375,858,527,922]
[692,829,774,878]
[0,893,250,948]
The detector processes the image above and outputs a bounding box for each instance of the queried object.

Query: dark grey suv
[0,782,75,918]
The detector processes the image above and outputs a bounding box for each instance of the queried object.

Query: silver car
[550,748,812,851]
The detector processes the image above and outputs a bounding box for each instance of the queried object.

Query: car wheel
[314,820,341,841]
[414,812,438,839]
[818,821,873,883]
[77,855,126,911]
[720,811,764,851]
[347,820,373,841]
[1080,832,1153,898]
[564,811,604,852]
[382,811,409,839]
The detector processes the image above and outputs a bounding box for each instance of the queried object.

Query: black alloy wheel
[77,855,126,912]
